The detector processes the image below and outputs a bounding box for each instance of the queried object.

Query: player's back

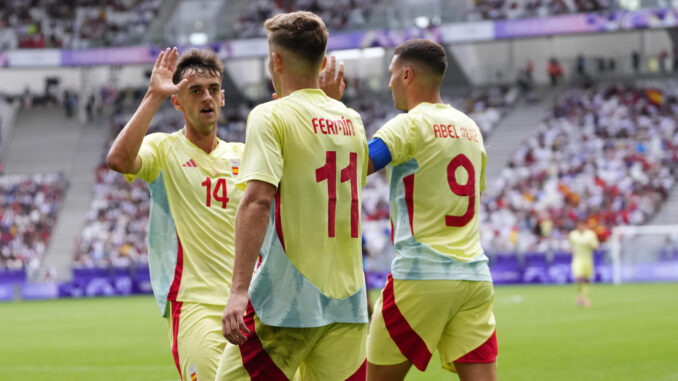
[375,102,490,281]
[240,88,369,327]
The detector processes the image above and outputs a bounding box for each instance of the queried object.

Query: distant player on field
[218,11,369,380]
[568,222,599,308]
[107,48,243,381]
[324,39,498,381]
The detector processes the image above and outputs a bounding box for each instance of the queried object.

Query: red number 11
[316,151,359,238]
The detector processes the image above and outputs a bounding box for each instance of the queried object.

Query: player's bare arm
[222,180,276,345]
[106,47,188,174]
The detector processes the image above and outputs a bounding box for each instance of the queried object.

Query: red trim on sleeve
[455,330,498,364]
[170,301,183,380]
[274,188,286,251]
[403,175,415,236]
[389,219,394,245]
[381,274,431,371]
[167,233,184,301]
[345,360,366,381]
[239,302,288,380]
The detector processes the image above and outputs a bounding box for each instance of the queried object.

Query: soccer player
[218,11,369,380]
[569,222,600,308]
[106,47,243,381]
[324,39,498,381]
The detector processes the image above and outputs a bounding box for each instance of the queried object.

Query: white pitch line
[0,365,172,373]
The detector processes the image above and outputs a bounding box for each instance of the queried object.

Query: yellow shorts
[367,275,497,373]
[216,302,367,381]
[167,301,227,381]
[572,260,593,279]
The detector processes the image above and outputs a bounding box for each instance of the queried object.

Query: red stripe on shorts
[171,301,183,380]
[455,330,498,364]
[274,188,286,251]
[403,175,415,235]
[239,301,288,380]
[167,233,184,301]
[382,274,432,371]
[345,359,366,381]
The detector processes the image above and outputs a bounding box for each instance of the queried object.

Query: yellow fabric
[126,130,243,306]
[367,279,496,373]
[236,89,368,299]
[216,313,367,380]
[374,102,487,262]
[167,302,228,381]
[568,229,599,279]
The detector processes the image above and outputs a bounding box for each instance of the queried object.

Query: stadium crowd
[230,0,385,38]
[0,0,161,49]
[480,83,678,254]
[466,0,611,21]
[0,173,68,271]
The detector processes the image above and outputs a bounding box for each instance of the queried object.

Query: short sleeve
[480,151,487,193]
[351,113,369,187]
[124,133,165,183]
[373,114,415,166]
[589,231,600,249]
[236,104,283,190]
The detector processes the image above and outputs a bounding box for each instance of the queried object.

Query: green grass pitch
[1,283,677,380]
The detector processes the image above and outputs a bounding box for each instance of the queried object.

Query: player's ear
[403,66,413,84]
[272,52,283,73]
[220,89,225,107]
[320,55,327,72]
[171,94,182,111]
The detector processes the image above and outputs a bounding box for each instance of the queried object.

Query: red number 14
[201,177,229,208]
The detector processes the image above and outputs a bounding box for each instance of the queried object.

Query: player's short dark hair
[264,11,328,69]
[394,39,447,78]
[172,49,224,84]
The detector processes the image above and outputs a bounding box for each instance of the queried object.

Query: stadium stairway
[483,87,555,182]
[2,108,107,281]
[650,187,678,225]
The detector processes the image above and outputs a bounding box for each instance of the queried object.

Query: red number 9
[445,154,475,227]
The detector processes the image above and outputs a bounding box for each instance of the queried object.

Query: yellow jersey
[125,130,243,316]
[569,229,599,264]
[237,89,369,327]
[374,102,491,281]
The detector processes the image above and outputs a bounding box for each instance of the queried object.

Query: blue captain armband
[368,138,392,172]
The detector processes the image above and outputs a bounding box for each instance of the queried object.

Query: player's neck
[278,74,320,97]
[406,90,442,111]
[184,124,218,154]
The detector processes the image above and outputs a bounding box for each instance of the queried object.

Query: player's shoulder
[143,130,177,147]
[249,100,276,116]
[219,140,245,156]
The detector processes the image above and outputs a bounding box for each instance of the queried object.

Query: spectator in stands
[0,173,67,273]
[480,83,678,255]
[547,58,563,87]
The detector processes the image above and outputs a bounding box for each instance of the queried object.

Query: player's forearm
[230,192,272,295]
[106,91,165,173]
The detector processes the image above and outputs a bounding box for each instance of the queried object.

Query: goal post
[609,225,678,285]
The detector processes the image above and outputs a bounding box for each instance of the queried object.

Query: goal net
[609,225,678,285]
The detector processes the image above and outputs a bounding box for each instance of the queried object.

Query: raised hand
[148,47,188,99]
[319,56,345,101]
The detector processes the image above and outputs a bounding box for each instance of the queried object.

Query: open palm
[149,47,188,98]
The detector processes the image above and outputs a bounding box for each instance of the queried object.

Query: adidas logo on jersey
[182,159,197,168]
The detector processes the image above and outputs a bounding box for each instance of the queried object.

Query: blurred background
[0,1,677,380]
